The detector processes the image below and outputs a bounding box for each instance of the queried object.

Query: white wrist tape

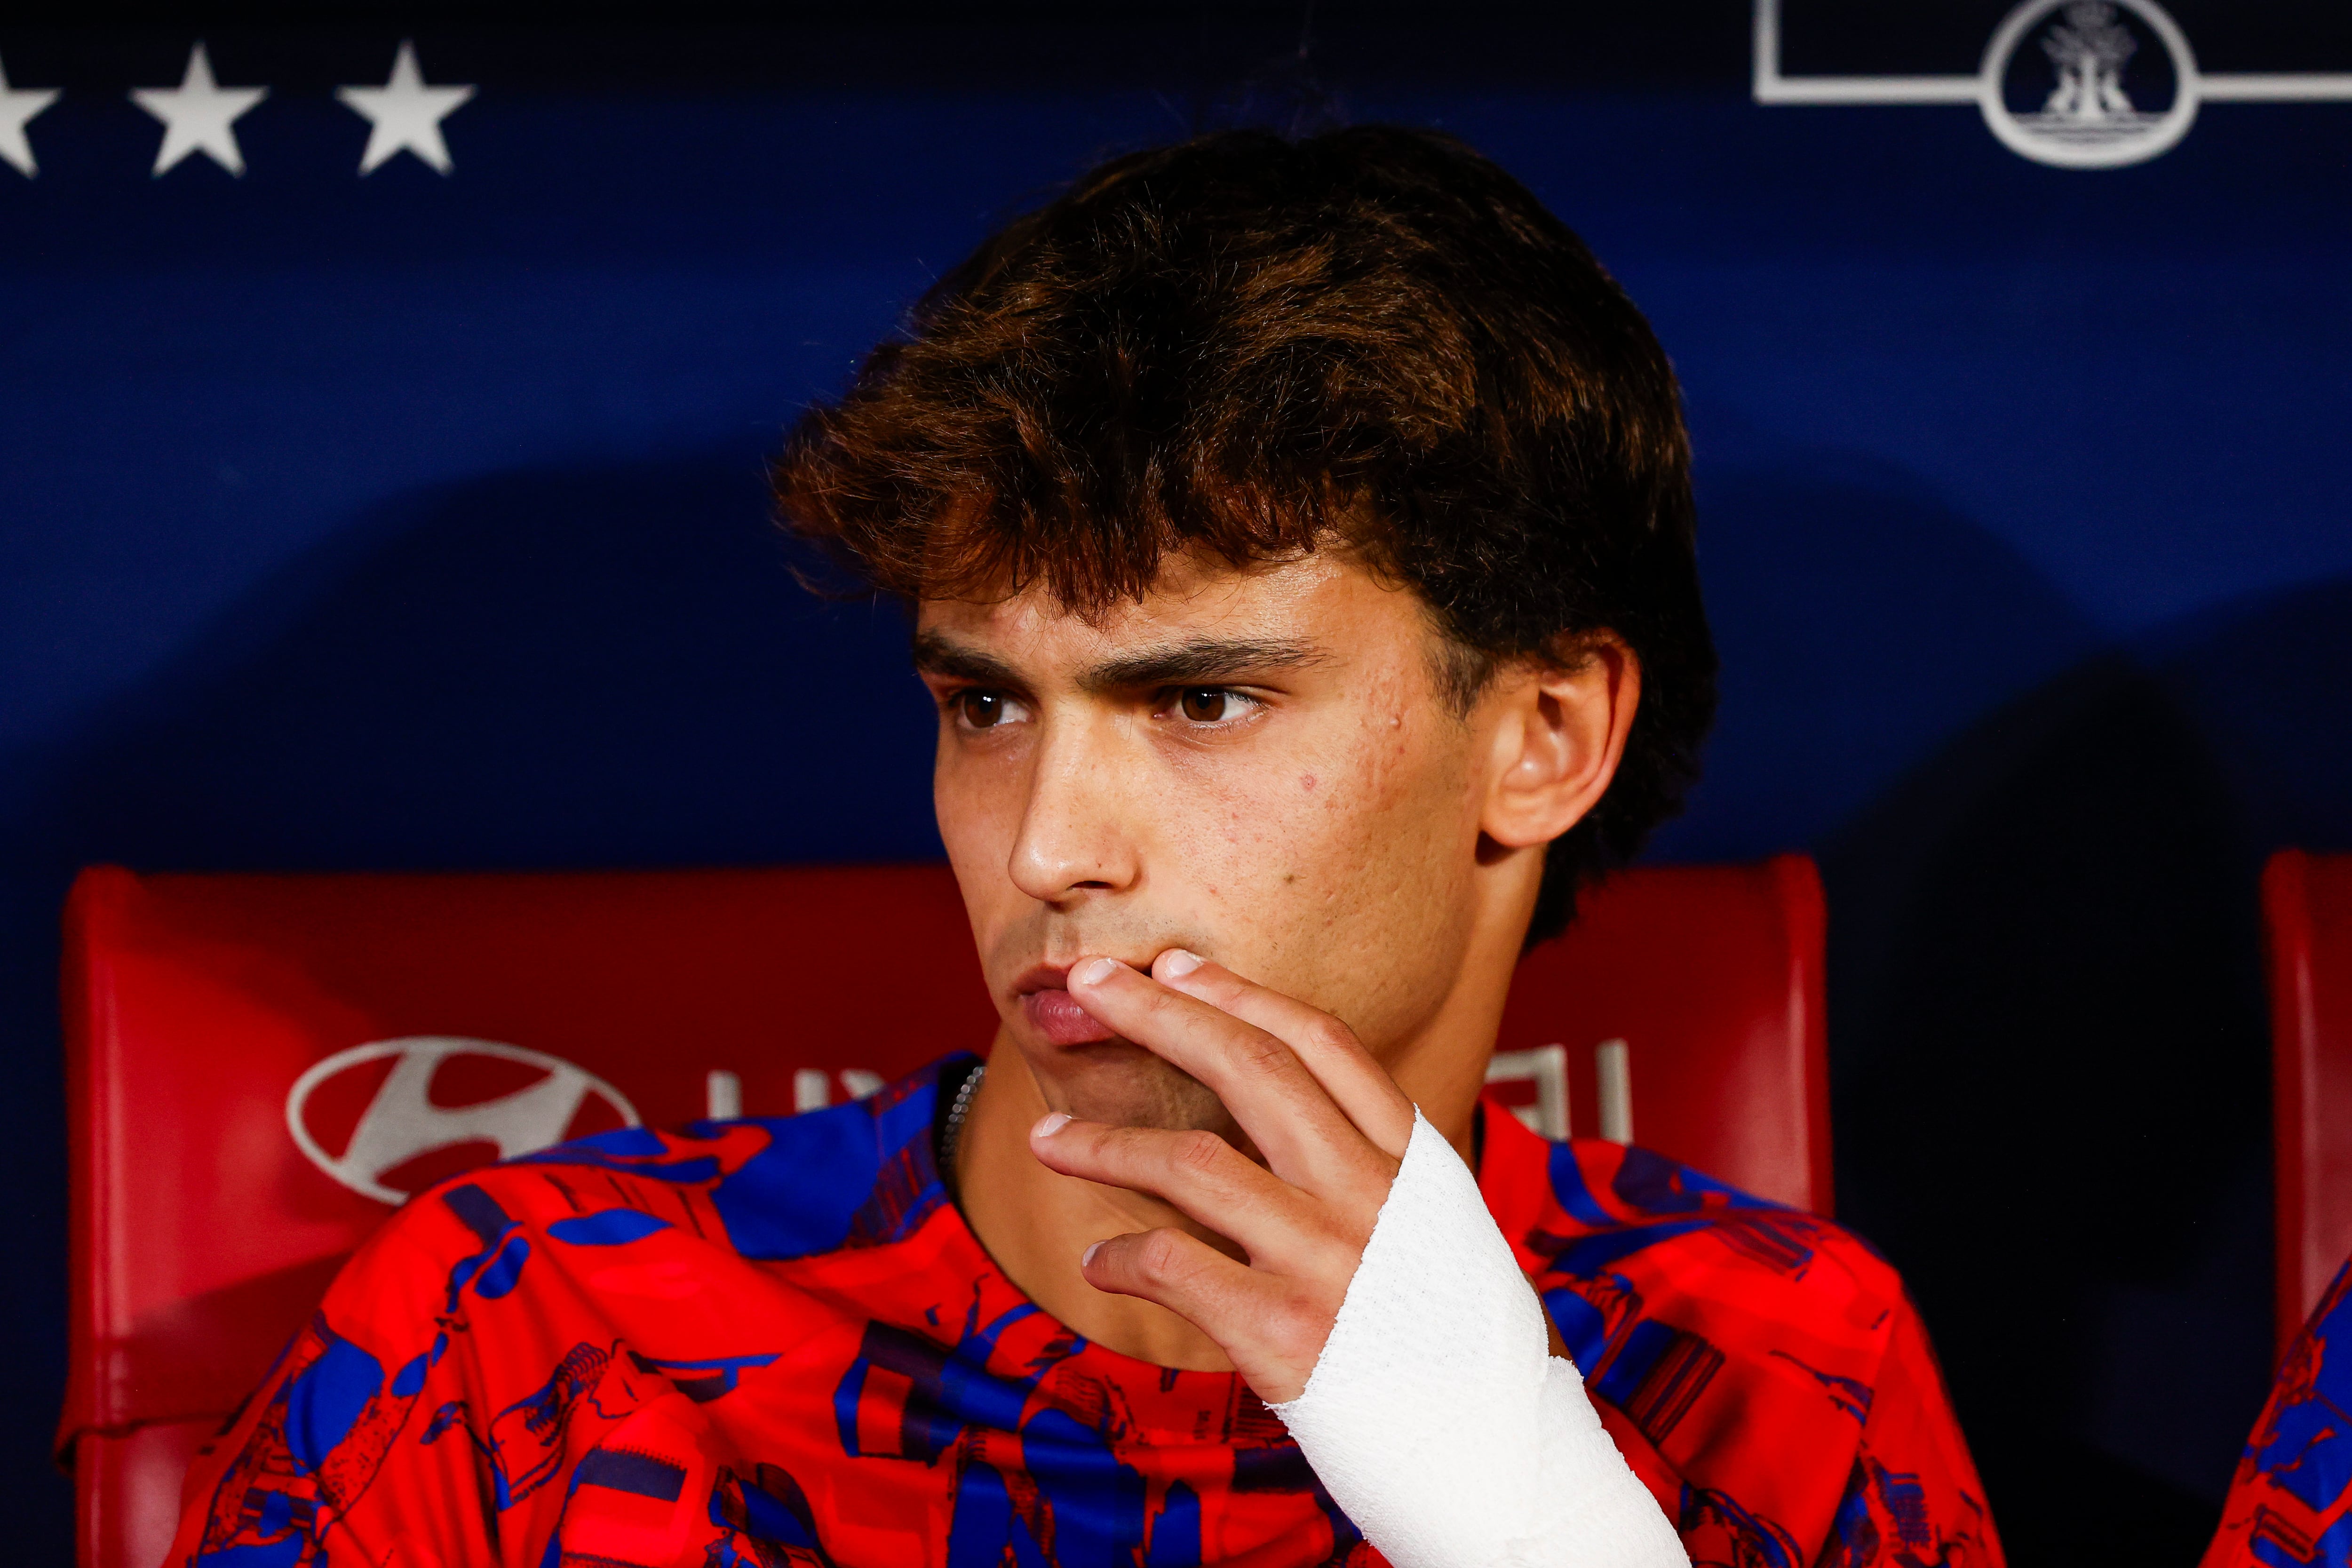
[1270,1111,1689,1568]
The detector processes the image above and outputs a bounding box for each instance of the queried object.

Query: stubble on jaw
[1046,1043,1236,1136]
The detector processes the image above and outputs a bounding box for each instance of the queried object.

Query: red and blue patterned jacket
[2205,1259,2352,1568]
[169,1055,2002,1567]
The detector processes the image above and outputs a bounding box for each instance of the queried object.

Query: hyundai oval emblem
[286,1036,641,1205]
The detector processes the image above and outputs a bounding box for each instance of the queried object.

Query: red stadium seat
[2264,849,2352,1354]
[57,854,1828,1568]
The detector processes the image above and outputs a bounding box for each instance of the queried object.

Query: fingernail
[1072,956,1119,986]
[1159,948,1205,979]
[1033,1112,1071,1138]
[1081,1241,1103,1268]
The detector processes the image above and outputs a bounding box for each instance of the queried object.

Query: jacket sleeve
[1812,1294,2003,1568]
[2200,1260,2352,1568]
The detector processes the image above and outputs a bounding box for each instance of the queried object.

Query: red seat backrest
[59,853,1828,1568]
[1494,853,1831,1215]
[2264,849,2352,1354]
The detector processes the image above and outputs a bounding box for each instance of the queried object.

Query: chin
[1031,1040,1234,1133]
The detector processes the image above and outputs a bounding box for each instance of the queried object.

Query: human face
[916,549,1514,1137]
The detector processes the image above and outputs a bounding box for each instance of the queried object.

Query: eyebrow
[910,632,1024,689]
[1079,637,1325,692]
[911,631,1325,693]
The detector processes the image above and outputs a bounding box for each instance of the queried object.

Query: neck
[952,902,1526,1371]
[954,1045,1232,1368]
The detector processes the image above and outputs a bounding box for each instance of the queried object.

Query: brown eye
[1179,687,1232,723]
[951,689,1032,731]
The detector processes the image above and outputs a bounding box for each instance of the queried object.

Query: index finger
[1150,951,1414,1158]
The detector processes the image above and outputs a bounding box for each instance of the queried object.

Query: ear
[1479,634,1641,851]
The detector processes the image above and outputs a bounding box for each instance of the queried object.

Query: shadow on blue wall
[1827,650,2274,1562]
[2153,577,2352,863]
[1670,458,2350,1563]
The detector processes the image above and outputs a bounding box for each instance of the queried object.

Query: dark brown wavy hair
[774,124,1716,945]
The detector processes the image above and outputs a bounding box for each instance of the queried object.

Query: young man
[171,127,1999,1567]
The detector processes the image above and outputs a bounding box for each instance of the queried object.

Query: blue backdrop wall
[3,5,2348,1561]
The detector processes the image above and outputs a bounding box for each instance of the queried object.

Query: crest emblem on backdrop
[286,1037,641,1205]
[1755,0,2352,169]
[1981,0,2196,168]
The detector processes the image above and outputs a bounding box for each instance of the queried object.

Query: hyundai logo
[286,1036,641,1205]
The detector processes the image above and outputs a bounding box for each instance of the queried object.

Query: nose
[1007,714,1143,907]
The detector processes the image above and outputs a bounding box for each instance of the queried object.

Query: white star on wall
[132,42,267,177]
[338,41,474,175]
[0,54,60,178]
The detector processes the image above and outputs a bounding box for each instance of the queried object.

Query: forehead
[914,549,1427,669]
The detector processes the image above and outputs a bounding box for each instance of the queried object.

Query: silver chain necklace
[941,1062,985,1192]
